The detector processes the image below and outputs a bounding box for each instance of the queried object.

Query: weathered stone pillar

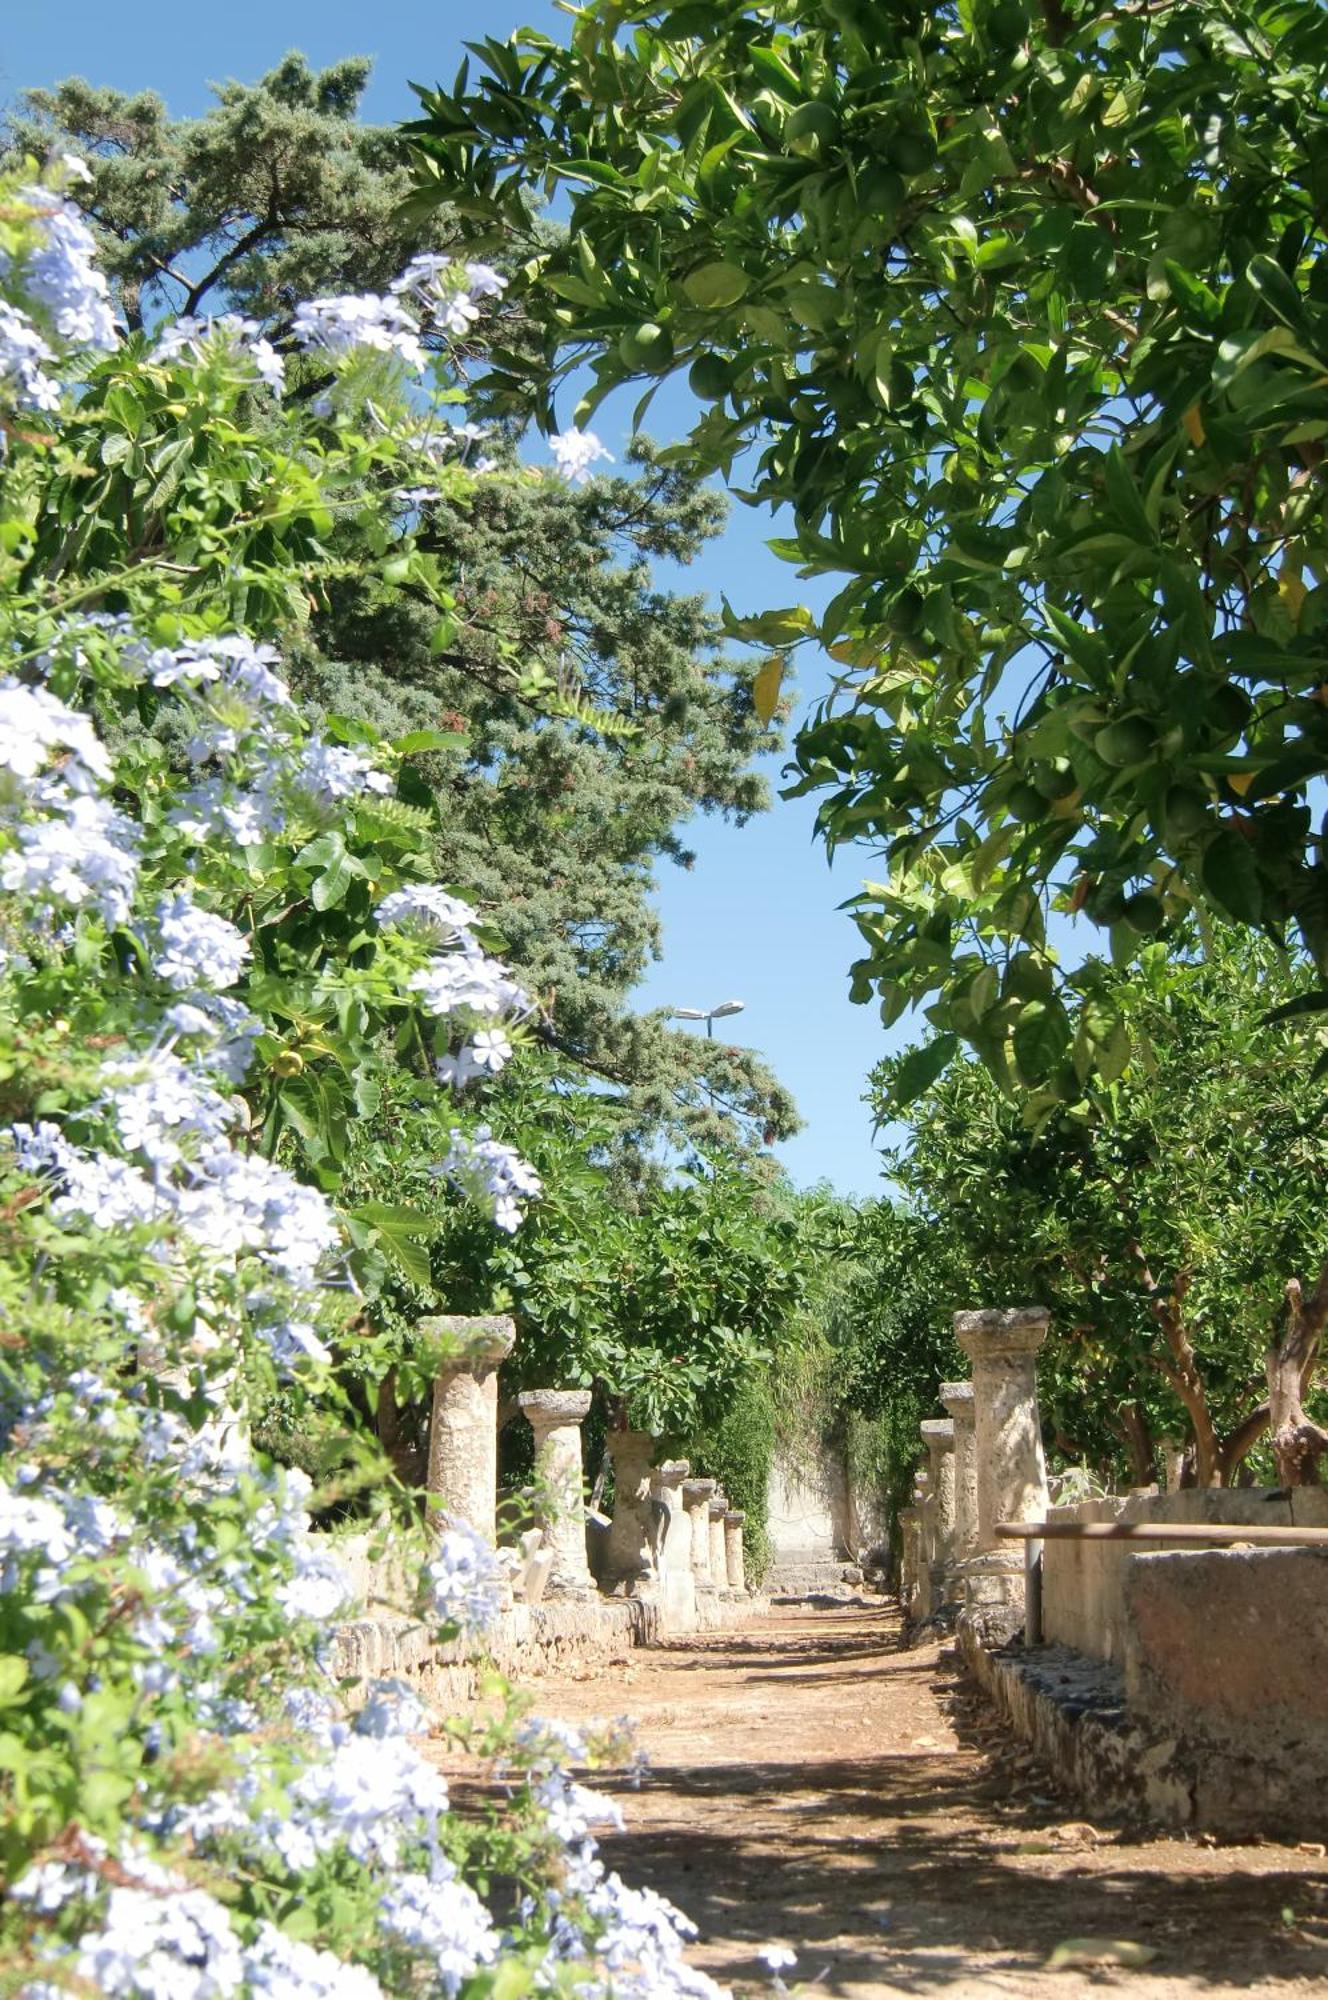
[912,1469,934,1623]
[681,1476,717,1588]
[709,1494,731,1594]
[940,1380,978,1566]
[921,1417,956,1606]
[723,1509,747,1593]
[954,1306,1050,1641]
[651,1459,696,1626]
[603,1428,656,1593]
[423,1315,515,1542]
[898,1505,921,1618]
[518,1388,594,1595]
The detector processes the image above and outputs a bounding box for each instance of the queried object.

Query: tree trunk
[1214,1402,1270,1486]
[1267,1266,1328,1486]
[1132,1252,1223,1485]
[1113,1401,1155,1488]
[376,1369,427,1489]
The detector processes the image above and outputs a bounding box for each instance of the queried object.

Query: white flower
[244,1926,385,1999]
[100,1051,235,1169]
[0,303,60,411]
[280,1542,354,1621]
[425,1519,504,1633]
[433,1126,541,1233]
[1,791,139,924]
[292,739,392,807]
[0,678,113,787]
[15,188,116,350]
[760,1945,798,1973]
[354,1677,430,1741]
[290,1732,450,1868]
[72,1883,245,1997]
[378,1869,500,1995]
[408,953,529,1023]
[152,892,250,991]
[550,428,614,484]
[292,293,424,370]
[150,314,284,394]
[375,885,477,942]
[436,1029,512,1090]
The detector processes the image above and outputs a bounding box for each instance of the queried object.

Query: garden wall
[1042,1487,1328,1665]
[329,1532,771,1705]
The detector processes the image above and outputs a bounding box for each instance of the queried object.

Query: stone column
[940,1381,978,1565]
[651,1459,696,1626]
[518,1388,594,1595]
[912,1470,934,1624]
[708,1493,730,1594]
[723,1509,747,1593]
[423,1315,515,1543]
[602,1428,656,1593]
[898,1506,921,1618]
[681,1477,717,1588]
[954,1306,1050,1642]
[921,1417,957,1608]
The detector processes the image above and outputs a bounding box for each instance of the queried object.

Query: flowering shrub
[0,161,721,1997]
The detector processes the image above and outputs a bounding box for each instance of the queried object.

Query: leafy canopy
[407,0,1328,1105]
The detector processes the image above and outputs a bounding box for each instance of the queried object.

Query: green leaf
[1012,999,1071,1086]
[392,729,467,754]
[1201,828,1262,923]
[886,1034,959,1111]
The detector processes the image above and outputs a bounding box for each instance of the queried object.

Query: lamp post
[671,999,745,1039]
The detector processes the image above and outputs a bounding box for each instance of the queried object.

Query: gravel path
[515,1601,1328,1998]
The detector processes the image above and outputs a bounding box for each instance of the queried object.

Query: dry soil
[507,1601,1328,1999]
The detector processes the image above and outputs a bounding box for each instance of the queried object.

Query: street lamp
[671,999,745,1039]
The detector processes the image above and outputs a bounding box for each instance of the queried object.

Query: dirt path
[517,1602,1328,1998]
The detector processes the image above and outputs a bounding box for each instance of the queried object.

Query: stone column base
[955,1553,1026,1647]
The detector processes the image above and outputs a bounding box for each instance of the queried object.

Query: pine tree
[8,56,797,1154]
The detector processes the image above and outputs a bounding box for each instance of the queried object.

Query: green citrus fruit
[1094,717,1158,768]
[1164,785,1210,838]
[618,321,674,371]
[1122,890,1166,934]
[786,102,840,157]
[688,352,731,401]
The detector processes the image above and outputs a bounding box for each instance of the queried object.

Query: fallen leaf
[1047,1937,1159,1971]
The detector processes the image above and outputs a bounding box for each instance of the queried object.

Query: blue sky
[0,1,916,1198]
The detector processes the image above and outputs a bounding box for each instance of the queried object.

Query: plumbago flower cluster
[0,168,721,1998]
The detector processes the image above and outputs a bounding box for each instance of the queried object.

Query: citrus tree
[407,0,1328,1103]
[869,930,1328,1483]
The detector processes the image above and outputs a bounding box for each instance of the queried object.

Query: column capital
[708,1494,729,1518]
[723,1508,746,1526]
[954,1306,1048,1361]
[920,1418,955,1452]
[682,1477,717,1505]
[651,1458,690,1489]
[419,1314,515,1370]
[940,1380,975,1421]
[518,1388,592,1428]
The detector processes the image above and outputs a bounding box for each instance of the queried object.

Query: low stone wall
[329,1533,772,1705]
[963,1532,1328,1838]
[1042,1488,1328,1664]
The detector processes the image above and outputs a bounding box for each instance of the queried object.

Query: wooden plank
[995,1520,1328,1545]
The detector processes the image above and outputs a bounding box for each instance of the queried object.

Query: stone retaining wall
[329,1534,772,1704]
[1042,1488,1328,1665]
[962,1544,1328,1838]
